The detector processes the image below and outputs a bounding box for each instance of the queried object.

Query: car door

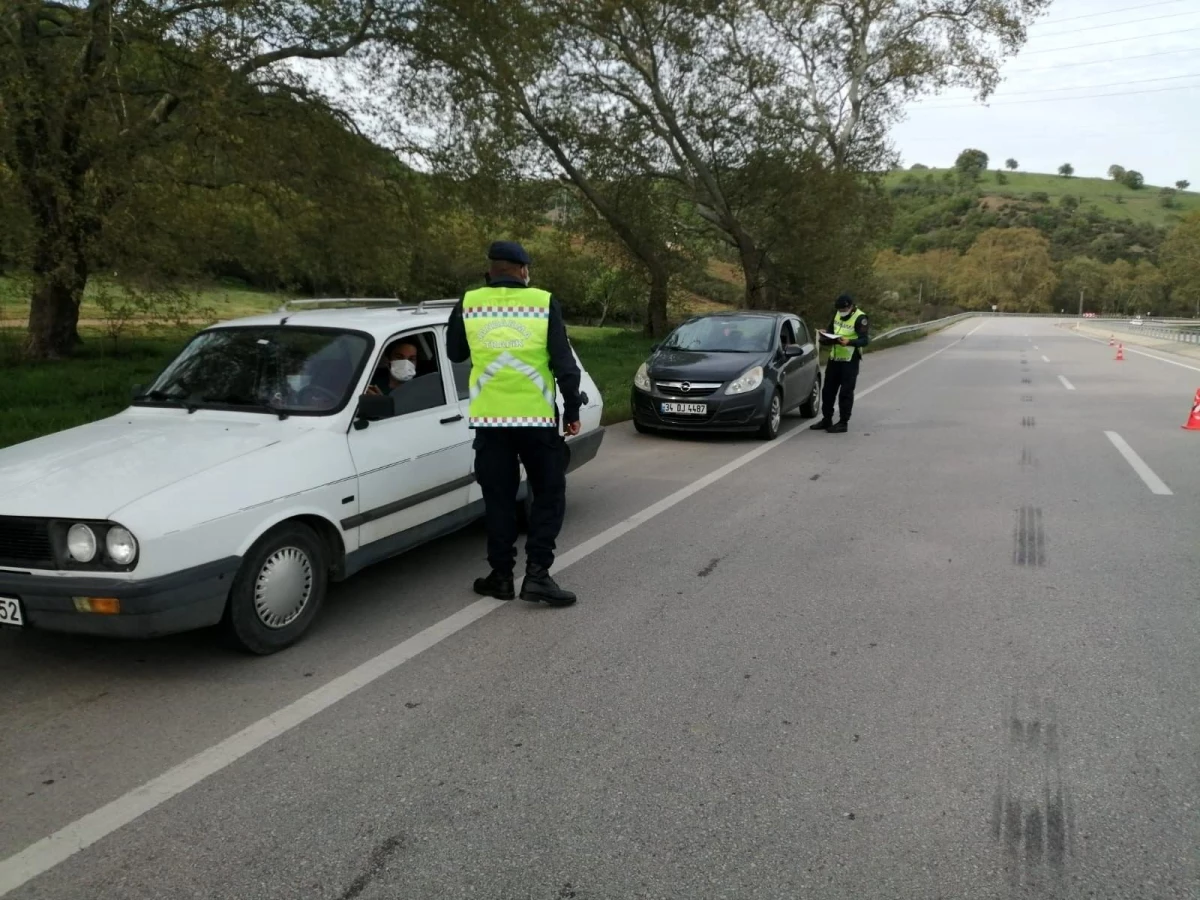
[790,317,820,397]
[777,318,806,406]
[345,326,474,551]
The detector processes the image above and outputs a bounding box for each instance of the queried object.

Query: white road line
[1042,355,1051,363]
[1104,431,1173,496]
[1057,375,1076,390]
[1072,329,1200,374]
[0,330,971,897]
[966,322,986,336]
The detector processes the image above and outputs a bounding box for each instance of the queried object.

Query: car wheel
[758,390,782,441]
[225,522,328,655]
[799,371,822,418]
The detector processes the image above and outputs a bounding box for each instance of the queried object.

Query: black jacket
[446,277,583,424]
[818,308,870,362]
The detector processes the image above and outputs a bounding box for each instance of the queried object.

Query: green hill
[884,168,1199,228]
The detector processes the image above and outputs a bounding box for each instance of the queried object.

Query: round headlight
[105,526,138,566]
[67,524,98,563]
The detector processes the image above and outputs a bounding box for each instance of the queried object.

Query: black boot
[520,565,577,607]
[828,420,849,433]
[810,418,832,431]
[473,570,515,600]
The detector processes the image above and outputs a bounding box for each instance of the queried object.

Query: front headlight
[634,362,652,392]
[106,526,139,566]
[67,524,98,563]
[726,365,764,395]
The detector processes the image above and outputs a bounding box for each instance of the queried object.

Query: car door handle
[440,414,464,424]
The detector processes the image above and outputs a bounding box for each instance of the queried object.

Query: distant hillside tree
[955,149,989,182]
[1177,180,1191,191]
[1122,170,1145,190]
[1108,165,1126,181]
[1006,158,1018,171]
[1058,163,1074,178]
[996,170,1009,185]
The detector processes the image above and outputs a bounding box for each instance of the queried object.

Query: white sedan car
[0,299,605,654]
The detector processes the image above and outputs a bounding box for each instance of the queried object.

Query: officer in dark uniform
[812,293,869,433]
[446,241,582,606]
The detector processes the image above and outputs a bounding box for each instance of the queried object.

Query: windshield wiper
[133,389,199,412]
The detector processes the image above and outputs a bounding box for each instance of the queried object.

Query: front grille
[655,381,721,398]
[0,517,55,569]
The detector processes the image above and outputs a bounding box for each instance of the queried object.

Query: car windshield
[138,326,372,415]
[661,316,775,353]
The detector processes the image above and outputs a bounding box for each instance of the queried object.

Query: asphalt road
[2,317,1197,899]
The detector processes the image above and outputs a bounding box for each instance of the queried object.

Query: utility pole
[1078,288,1084,318]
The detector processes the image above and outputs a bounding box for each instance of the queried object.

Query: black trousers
[473,427,567,574]
[822,358,860,422]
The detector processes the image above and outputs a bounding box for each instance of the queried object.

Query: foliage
[1122,170,1145,190]
[955,149,990,182]
[952,228,1057,313]
[1006,159,1018,171]
[1160,212,1200,314]
[1058,163,1074,178]
[1108,165,1126,181]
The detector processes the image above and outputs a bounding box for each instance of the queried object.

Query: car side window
[792,319,810,345]
[780,320,797,346]
[452,359,471,402]
[368,330,448,419]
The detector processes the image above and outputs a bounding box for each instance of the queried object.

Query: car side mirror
[354,393,394,428]
[784,344,805,358]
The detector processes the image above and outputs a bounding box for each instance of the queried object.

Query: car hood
[0,410,292,519]
[648,349,769,383]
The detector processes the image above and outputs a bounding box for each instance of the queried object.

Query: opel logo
[681,382,691,393]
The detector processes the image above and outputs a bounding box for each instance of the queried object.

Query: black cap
[835,293,854,309]
[487,240,531,266]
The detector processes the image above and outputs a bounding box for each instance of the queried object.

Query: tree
[1161,212,1200,315]
[955,149,990,182]
[1177,180,1191,191]
[1006,158,1018,171]
[953,227,1058,312]
[1059,194,1079,210]
[0,0,414,358]
[1122,170,1145,190]
[1058,163,1074,178]
[1159,187,1178,209]
[1108,164,1126,181]
[996,170,1009,185]
[1058,256,1108,312]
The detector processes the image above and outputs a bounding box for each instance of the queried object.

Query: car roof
[682,310,786,321]
[205,300,459,337]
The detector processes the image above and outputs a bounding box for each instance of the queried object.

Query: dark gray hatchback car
[631,311,822,440]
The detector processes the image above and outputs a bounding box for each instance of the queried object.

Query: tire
[799,371,822,418]
[224,522,328,655]
[757,390,783,441]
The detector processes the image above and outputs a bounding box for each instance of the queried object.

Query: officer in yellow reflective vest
[447,241,582,606]
[812,294,869,434]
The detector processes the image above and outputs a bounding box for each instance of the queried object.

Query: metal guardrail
[1083,319,1200,346]
[873,312,992,342]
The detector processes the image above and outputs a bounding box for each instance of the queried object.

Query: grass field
[884,168,1200,227]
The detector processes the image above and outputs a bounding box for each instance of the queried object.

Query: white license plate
[0,596,23,628]
[661,402,708,415]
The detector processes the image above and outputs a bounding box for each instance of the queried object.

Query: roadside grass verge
[0,324,653,449]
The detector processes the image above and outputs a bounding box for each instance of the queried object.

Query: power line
[994,71,1200,97]
[914,83,1197,109]
[1019,25,1200,55]
[1037,10,1200,38]
[1006,46,1198,73]
[1035,0,1186,25]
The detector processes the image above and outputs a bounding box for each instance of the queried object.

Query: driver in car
[366,342,418,396]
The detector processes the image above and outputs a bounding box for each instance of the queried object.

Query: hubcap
[770,396,781,431]
[254,546,313,629]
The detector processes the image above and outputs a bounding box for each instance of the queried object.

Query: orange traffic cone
[1108,335,1114,347]
[1115,344,1124,361]
[1182,389,1200,431]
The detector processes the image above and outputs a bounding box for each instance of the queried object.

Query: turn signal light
[72,597,120,615]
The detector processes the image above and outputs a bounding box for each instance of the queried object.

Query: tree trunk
[645,264,670,338]
[24,224,87,359]
[738,240,780,310]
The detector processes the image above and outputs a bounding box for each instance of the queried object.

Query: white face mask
[390,359,416,382]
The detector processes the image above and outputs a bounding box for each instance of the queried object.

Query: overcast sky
[891,0,1199,187]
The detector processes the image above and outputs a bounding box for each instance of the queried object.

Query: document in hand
[819,331,840,340]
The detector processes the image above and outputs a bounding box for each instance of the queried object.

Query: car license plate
[661,402,707,415]
[0,596,23,628]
